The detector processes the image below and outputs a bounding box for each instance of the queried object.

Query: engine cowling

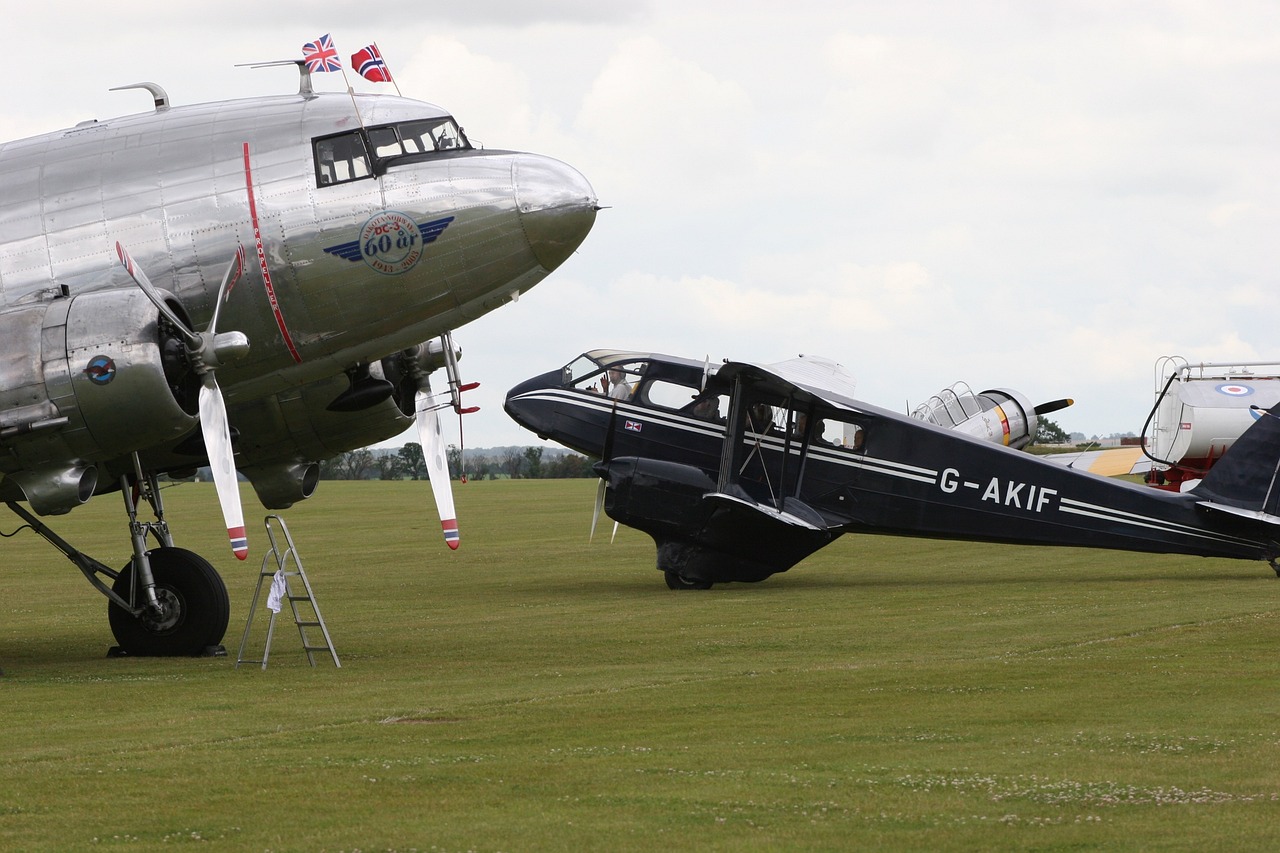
[0,288,199,513]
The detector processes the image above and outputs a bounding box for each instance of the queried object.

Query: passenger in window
[748,403,774,434]
[795,413,830,444]
[691,394,722,422]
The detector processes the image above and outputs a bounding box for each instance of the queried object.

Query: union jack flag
[302,34,342,73]
[352,43,393,83]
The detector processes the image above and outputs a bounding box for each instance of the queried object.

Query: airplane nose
[514,156,598,272]
[504,368,568,439]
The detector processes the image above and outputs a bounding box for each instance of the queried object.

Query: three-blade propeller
[116,242,250,559]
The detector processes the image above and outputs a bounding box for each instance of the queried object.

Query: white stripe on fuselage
[520,389,1262,549]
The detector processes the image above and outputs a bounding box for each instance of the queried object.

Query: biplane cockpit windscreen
[560,353,730,420]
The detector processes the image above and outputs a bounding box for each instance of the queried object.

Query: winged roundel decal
[323,212,455,275]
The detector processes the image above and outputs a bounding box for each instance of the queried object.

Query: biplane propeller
[506,350,1280,589]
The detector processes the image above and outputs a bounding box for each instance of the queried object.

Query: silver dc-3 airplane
[0,63,596,655]
[505,350,1280,589]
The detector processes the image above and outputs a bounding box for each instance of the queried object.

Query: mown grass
[3,478,1280,851]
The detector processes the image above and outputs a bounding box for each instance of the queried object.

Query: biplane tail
[1190,402,1280,525]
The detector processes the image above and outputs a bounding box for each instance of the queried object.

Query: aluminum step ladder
[236,515,340,669]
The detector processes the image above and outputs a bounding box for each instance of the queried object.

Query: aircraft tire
[664,571,713,590]
[107,547,230,656]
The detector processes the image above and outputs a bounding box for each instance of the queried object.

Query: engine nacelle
[241,461,321,510]
[379,339,461,416]
[0,289,198,513]
[228,371,416,509]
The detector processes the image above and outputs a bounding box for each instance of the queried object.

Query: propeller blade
[1034,398,1074,416]
[207,243,247,336]
[416,390,459,550]
[115,242,200,348]
[198,380,247,560]
[590,477,605,541]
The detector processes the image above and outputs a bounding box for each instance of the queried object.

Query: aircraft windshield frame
[313,117,472,186]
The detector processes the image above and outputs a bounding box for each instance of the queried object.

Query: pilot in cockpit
[604,367,632,400]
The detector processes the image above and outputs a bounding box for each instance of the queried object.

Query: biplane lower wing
[597,457,837,586]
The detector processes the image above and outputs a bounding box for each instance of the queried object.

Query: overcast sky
[5,1,1280,449]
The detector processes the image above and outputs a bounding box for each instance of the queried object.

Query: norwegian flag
[302,34,342,73]
[352,43,393,83]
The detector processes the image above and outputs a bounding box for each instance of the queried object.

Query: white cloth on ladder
[267,568,287,613]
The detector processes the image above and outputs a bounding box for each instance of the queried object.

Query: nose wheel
[107,547,230,656]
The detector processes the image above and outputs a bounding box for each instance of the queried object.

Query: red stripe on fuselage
[243,143,303,364]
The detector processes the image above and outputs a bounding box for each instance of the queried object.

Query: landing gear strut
[6,456,230,656]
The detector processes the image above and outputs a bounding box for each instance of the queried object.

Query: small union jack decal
[625,420,643,433]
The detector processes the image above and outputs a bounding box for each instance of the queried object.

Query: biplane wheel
[664,571,713,590]
[107,547,230,656]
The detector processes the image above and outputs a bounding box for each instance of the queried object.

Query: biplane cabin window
[793,412,865,451]
[822,418,865,450]
[313,118,471,186]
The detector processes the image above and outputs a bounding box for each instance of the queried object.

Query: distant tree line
[318,444,598,481]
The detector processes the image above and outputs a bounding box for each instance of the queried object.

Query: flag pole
[377,43,403,97]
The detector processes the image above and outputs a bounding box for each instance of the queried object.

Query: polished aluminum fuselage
[0,91,594,397]
[0,90,595,507]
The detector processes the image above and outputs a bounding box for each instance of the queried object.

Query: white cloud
[5,1,1280,449]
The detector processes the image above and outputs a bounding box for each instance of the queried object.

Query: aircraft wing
[1041,446,1150,477]
[717,357,863,413]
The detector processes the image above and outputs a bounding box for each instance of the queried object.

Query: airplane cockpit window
[314,132,372,185]
[562,355,647,401]
[313,118,472,187]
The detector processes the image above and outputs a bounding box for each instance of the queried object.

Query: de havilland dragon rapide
[0,51,597,656]
[505,349,1280,589]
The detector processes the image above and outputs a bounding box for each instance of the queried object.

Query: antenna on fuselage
[237,59,317,99]
[109,82,170,112]
[239,57,377,171]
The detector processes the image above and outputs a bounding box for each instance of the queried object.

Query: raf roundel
[1216,383,1255,397]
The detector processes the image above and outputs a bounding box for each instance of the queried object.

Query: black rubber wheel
[664,570,713,590]
[108,547,230,656]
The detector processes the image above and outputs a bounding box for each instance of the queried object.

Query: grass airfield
[3,478,1280,851]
